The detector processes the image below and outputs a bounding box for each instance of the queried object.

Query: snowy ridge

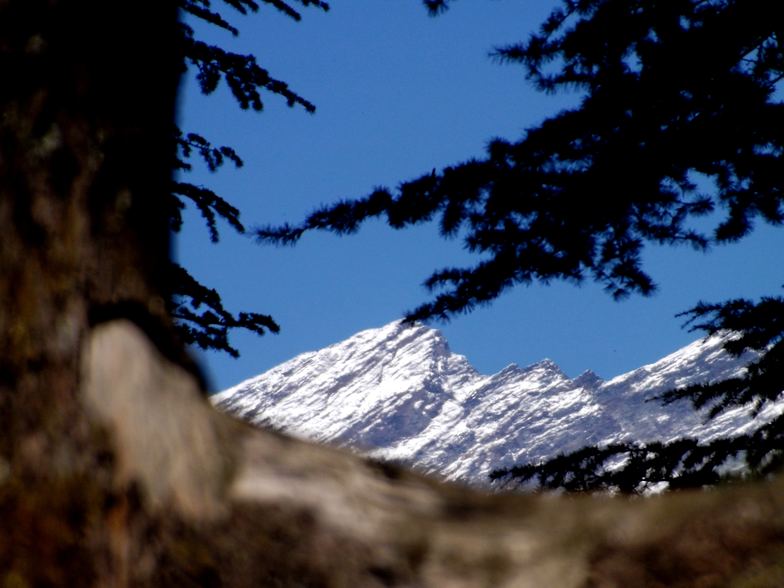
[213,320,784,486]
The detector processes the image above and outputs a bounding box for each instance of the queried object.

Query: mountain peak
[214,325,773,487]
[515,358,569,386]
[572,369,603,390]
[525,358,562,372]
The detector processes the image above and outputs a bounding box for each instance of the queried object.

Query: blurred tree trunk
[0,0,179,456]
[0,0,181,583]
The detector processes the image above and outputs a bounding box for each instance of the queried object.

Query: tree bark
[0,0,181,583]
[1,1,783,586]
[0,0,179,457]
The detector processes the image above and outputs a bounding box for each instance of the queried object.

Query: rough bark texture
[0,0,179,455]
[1,1,784,586]
[0,0,182,584]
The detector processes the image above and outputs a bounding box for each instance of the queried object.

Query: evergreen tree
[259,0,784,491]
[170,0,328,356]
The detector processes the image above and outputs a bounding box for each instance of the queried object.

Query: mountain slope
[213,321,783,486]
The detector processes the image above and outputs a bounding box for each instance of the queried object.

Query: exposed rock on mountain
[213,321,782,486]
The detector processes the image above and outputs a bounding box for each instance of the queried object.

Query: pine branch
[651,294,784,415]
[169,263,279,357]
[259,0,784,323]
[490,419,784,494]
[181,0,328,29]
[176,128,244,172]
[171,181,245,242]
[171,0,329,356]
[181,0,240,35]
[422,0,455,17]
[258,0,329,21]
[182,32,316,112]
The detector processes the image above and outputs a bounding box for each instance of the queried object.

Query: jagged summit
[213,321,783,486]
[526,358,561,371]
[573,369,603,390]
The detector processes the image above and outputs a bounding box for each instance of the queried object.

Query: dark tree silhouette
[169,0,329,356]
[259,0,784,491]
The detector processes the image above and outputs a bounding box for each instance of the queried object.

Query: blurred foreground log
[68,319,784,586]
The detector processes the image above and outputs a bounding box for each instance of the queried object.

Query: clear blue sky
[176,1,784,393]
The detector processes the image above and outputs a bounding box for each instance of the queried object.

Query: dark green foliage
[491,441,729,494]
[180,25,315,112]
[168,263,279,357]
[170,181,243,243]
[171,129,245,241]
[259,0,784,490]
[661,297,784,416]
[491,292,784,493]
[422,0,455,16]
[179,0,326,111]
[259,0,783,321]
[170,0,328,354]
[491,413,784,494]
[175,130,243,174]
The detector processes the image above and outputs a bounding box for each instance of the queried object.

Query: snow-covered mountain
[212,320,784,487]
